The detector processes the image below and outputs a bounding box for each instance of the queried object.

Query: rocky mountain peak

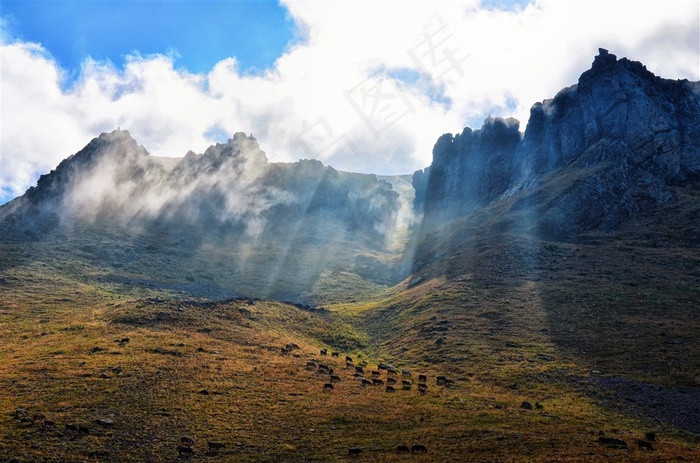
[415,50,700,238]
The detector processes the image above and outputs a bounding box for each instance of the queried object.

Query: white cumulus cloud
[2,0,698,203]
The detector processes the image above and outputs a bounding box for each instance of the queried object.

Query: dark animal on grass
[355,366,364,373]
[331,352,339,357]
[402,380,412,386]
[208,441,226,453]
[346,362,354,368]
[330,374,341,383]
[372,378,384,386]
[387,377,397,385]
[346,356,353,363]
[320,349,327,356]
[353,372,363,377]
[12,408,29,418]
[348,448,363,456]
[396,444,410,454]
[66,424,78,432]
[323,383,335,391]
[43,420,55,428]
[371,370,381,377]
[181,436,194,446]
[178,446,195,457]
[444,379,454,387]
[402,369,412,377]
[79,426,90,434]
[118,337,130,345]
[361,378,373,386]
[19,416,34,426]
[386,386,396,393]
[286,343,299,350]
[318,364,330,373]
[437,376,446,385]
[418,374,427,383]
[418,384,427,395]
[387,368,397,376]
[306,361,316,369]
[412,444,428,453]
[378,363,388,370]
[637,440,654,451]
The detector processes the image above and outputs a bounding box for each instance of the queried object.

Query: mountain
[0,130,406,304]
[413,48,700,240]
[1,50,699,462]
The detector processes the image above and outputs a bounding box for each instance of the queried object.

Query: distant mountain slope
[413,49,700,240]
[0,131,406,303]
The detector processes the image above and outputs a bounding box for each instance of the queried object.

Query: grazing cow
[12,408,29,418]
[637,440,654,451]
[353,372,363,378]
[181,436,194,446]
[79,426,90,434]
[286,343,299,350]
[396,444,410,454]
[346,362,354,369]
[348,448,363,457]
[119,337,130,345]
[355,366,364,374]
[402,369,412,377]
[402,380,412,386]
[306,361,317,369]
[418,374,427,383]
[371,370,381,377]
[387,377,397,385]
[346,356,353,363]
[378,363,388,370]
[318,364,330,373]
[330,375,341,383]
[331,352,339,357]
[386,386,396,393]
[412,444,428,453]
[387,368,397,376]
[444,379,454,387]
[178,446,195,457]
[361,378,373,386]
[418,384,427,395]
[320,349,327,356]
[437,376,446,385]
[323,383,335,391]
[66,424,78,432]
[208,441,226,453]
[372,378,384,386]
[43,420,55,428]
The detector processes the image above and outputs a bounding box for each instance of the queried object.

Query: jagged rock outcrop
[414,49,700,238]
[413,117,521,220]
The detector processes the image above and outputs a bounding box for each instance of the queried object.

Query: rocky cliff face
[414,49,700,238]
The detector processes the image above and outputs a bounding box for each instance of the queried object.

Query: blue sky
[2,0,297,80]
[2,0,699,205]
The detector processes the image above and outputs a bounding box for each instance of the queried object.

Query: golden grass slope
[1,259,698,462]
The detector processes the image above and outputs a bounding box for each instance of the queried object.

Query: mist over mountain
[0,129,406,303]
[2,49,699,302]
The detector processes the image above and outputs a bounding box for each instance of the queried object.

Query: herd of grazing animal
[305,347,457,397]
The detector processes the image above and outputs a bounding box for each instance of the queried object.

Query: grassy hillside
[1,236,699,462]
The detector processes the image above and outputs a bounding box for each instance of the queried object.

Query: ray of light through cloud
[1,0,699,205]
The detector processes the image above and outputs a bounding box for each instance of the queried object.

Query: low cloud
[2,0,698,203]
